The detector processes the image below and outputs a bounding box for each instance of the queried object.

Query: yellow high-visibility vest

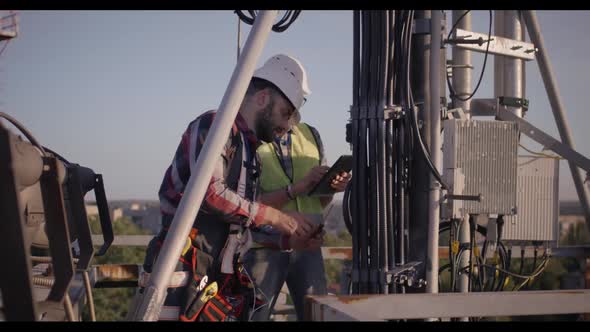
[257,123,323,216]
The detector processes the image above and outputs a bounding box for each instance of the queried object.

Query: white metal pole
[237,16,242,62]
[129,10,278,321]
[494,11,505,101]
[504,11,524,118]
[426,9,442,296]
[451,11,472,311]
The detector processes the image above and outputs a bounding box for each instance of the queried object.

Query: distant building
[85,204,123,222]
[121,203,160,234]
[559,201,585,233]
[112,208,123,221]
[85,204,98,217]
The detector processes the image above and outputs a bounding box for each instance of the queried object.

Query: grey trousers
[241,247,328,321]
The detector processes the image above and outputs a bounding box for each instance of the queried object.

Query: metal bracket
[499,96,529,112]
[444,193,483,202]
[496,107,590,173]
[385,262,426,288]
[40,156,75,303]
[452,28,537,61]
[384,106,404,120]
[93,174,114,256]
[470,98,497,116]
[445,36,494,46]
[444,107,467,120]
[66,166,95,271]
[471,97,529,117]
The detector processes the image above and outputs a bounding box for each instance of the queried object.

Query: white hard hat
[253,54,311,110]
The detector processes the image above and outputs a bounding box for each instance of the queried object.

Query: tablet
[308,155,353,196]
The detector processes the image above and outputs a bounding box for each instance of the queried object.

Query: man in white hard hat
[242,55,352,321]
[140,54,321,321]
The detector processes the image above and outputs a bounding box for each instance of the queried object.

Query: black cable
[515,248,526,290]
[234,10,301,33]
[481,256,549,280]
[446,10,471,43]
[475,254,485,291]
[343,180,353,235]
[518,249,525,278]
[235,10,255,25]
[402,11,449,190]
[526,248,538,290]
[495,242,510,291]
[439,221,508,291]
[468,216,475,292]
[480,239,489,288]
[407,105,449,189]
[350,9,360,295]
[446,10,493,103]
[0,112,47,156]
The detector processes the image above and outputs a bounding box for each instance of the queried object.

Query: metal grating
[503,156,559,242]
[443,119,519,218]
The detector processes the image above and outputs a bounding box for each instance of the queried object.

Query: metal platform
[0,12,18,41]
[306,290,590,321]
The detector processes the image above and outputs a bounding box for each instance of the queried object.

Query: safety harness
[145,124,264,321]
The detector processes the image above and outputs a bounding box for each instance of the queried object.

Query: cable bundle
[234,10,301,33]
[346,10,422,295]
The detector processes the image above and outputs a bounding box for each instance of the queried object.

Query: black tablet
[308,155,353,196]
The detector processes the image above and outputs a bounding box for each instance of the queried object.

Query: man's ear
[253,88,271,109]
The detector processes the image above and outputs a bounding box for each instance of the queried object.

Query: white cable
[239,263,270,321]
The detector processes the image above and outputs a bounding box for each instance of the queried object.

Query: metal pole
[494,11,505,100]
[504,11,524,118]
[426,9,442,295]
[351,9,360,295]
[377,11,388,294]
[522,11,590,228]
[521,16,527,99]
[358,11,370,294]
[409,10,431,287]
[451,11,473,114]
[64,294,76,321]
[237,17,241,62]
[450,11,472,309]
[129,10,278,321]
[83,271,96,321]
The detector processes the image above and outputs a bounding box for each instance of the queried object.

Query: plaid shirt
[158,111,271,235]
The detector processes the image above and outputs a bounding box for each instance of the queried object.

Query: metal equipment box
[442,119,519,219]
[503,156,559,243]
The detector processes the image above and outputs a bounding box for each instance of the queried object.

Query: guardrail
[64,235,589,321]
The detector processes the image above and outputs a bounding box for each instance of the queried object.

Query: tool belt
[145,225,263,322]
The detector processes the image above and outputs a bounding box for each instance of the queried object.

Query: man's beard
[254,102,276,143]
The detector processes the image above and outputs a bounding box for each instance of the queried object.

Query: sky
[1,10,589,202]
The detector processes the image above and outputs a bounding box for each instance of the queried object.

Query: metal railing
[52,235,587,321]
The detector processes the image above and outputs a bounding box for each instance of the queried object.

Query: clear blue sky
[2,10,589,201]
